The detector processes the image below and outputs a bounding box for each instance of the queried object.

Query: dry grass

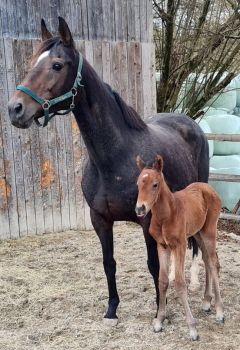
[0,224,239,350]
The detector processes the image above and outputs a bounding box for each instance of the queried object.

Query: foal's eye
[52,62,63,71]
[153,183,158,188]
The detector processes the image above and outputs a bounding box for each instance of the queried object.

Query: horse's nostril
[141,204,146,211]
[14,103,23,115]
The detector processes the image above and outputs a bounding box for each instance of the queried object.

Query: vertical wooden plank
[80,0,89,40]
[142,42,156,117]
[135,42,144,117]
[146,0,153,43]
[102,41,111,85]
[140,0,147,42]
[32,39,54,234]
[0,38,10,238]
[12,39,37,235]
[47,120,62,232]
[102,0,115,41]
[110,42,120,93]
[74,41,88,230]
[114,0,128,41]
[119,42,129,103]
[55,114,70,231]
[134,0,141,42]
[150,43,157,114]
[64,115,77,230]
[67,0,82,39]
[4,38,27,237]
[127,0,136,41]
[84,40,94,66]
[87,0,103,40]
[93,41,103,79]
[127,41,137,110]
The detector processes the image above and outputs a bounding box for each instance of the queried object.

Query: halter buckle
[42,100,50,110]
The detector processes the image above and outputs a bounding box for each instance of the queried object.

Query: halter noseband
[16,53,83,127]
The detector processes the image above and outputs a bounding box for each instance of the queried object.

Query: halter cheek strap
[16,53,84,127]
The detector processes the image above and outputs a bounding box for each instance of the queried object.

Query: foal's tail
[188,236,198,257]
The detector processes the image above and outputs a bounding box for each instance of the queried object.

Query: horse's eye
[153,183,158,188]
[52,63,63,71]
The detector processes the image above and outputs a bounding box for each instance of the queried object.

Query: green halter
[16,53,83,127]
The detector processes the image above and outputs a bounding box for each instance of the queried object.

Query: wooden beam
[206,133,240,142]
[209,173,240,182]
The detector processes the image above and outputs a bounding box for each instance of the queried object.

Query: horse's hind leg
[189,237,200,291]
[153,245,170,332]
[194,232,213,312]
[90,209,119,325]
[200,223,224,323]
[174,243,199,341]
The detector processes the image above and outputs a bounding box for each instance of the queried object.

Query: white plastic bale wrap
[204,114,240,155]
[210,155,240,213]
[233,75,240,107]
[202,107,231,116]
[204,76,237,110]
[195,118,214,158]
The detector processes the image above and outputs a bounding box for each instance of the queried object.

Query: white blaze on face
[34,50,50,67]
[142,173,149,178]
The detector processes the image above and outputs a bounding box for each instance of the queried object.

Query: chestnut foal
[135,155,224,341]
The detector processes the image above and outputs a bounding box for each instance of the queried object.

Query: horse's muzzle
[135,203,147,218]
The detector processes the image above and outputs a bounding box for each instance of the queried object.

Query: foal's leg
[200,227,224,322]
[90,209,119,325]
[174,243,199,341]
[153,245,171,332]
[194,232,213,312]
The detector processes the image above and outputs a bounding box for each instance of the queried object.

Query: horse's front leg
[90,209,119,325]
[153,244,170,332]
[142,218,160,308]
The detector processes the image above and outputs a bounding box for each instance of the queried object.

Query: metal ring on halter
[71,87,77,96]
[70,103,75,109]
[42,100,50,110]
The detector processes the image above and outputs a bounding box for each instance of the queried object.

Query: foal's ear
[58,16,74,47]
[136,155,145,172]
[153,155,164,173]
[41,19,53,41]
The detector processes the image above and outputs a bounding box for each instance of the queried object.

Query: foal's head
[135,155,164,218]
[8,17,80,128]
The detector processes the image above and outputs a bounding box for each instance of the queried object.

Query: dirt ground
[0,223,239,350]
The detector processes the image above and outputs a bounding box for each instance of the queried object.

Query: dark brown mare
[136,155,224,340]
[8,17,209,325]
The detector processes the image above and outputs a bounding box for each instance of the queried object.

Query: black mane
[107,85,147,131]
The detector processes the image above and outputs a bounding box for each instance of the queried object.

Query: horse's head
[8,17,81,128]
[135,155,164,218]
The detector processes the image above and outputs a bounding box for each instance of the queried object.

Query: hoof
[190,328,199,341]
[191,334,200,341]
[216,315,225,324]
[103,317,118,327]
[202,305,211,313]
[152,318,162,333]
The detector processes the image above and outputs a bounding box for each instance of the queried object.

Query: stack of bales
[195,76,240,213]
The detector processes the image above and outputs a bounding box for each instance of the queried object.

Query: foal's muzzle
[135,203,147,218]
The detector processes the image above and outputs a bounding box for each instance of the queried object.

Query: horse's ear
[136,155,145,172]
[58,16,74,47]
[153,155,163,173]
[41,19,53,41]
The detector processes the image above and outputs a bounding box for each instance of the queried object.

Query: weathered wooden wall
[0,0,156,239]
